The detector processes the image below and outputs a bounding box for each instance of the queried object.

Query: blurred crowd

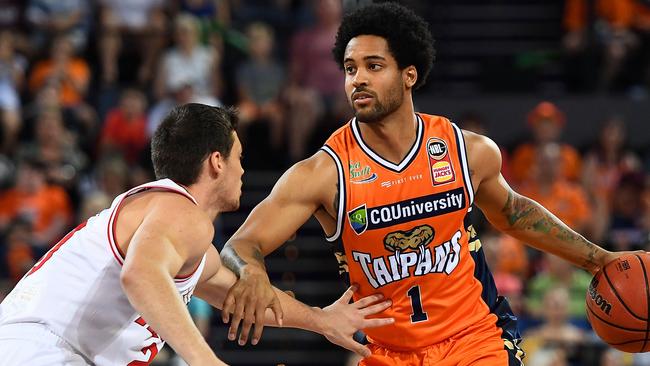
[0,1,649,366]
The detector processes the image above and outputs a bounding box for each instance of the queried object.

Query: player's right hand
[221,268,283,346]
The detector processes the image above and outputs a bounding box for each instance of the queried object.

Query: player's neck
[183,184,221,220]
[357,101,417,165]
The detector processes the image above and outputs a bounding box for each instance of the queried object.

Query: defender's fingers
[354,294,384,309]
[338,286,356,304]
[359,300,392,316]
[341,339,371,358]
[362,317,395,329]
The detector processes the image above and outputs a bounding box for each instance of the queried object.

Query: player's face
[221,133,244,212]
[343,35,404,124]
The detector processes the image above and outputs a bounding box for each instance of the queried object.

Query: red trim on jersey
[107,185,197,270]
[174,260,202,282]
[26,221,87,276]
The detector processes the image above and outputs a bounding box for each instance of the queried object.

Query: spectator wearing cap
[510,101,582,186]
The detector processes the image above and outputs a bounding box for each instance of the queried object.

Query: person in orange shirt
[28,35,90,108]
[510,101,581,186]
[519,143,591,232]
[219,3,638,365]
[0,159,72,253]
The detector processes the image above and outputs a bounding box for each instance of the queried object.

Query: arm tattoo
[501,191,600,270]
[220,246,248,277]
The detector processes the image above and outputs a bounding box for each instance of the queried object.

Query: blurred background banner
[0,0,649,365]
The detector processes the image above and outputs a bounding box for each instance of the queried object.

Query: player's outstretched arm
[120,194,227,366]
[220,152,337,345]
[196,249,393,357]
[466,131,623,274]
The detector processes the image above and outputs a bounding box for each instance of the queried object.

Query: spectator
[97,0,167,85]
[77,191,110,222]
[523,286,585,366]
[3,218,35,283]
[173,0,230,46]
[608,172,647,251]
[0,30,26,154]
[511,101,582,185]
[519,143,591,233]
[525,253,592,323]
[285,0,348,161]
[99,88,148,164]
[147,80,220,138]
[154,13,222,101]
[91,154,130,200]
[16,108,86,190]
[582,117,640,242]
[28,35,90,108]
[0,1,28,55]
[0,158,72,253]
[236,22,286,154]
[26,0,90,52]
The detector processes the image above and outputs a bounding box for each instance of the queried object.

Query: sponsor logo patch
[427,138,448,160]
[427,138,456,186]
[346,188,465,235]
[349,161,377,184]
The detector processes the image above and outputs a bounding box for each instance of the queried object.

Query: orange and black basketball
[586,252,650,353]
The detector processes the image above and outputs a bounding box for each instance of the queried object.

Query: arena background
[1,0,649,365]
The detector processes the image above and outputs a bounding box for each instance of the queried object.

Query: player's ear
[403,66,417,88]
[208,151,224,177]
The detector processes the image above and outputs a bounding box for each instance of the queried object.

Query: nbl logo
[427,139,447,160]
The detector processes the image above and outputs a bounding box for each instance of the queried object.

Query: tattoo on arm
[220,246,248,277]
[501,190,600,270]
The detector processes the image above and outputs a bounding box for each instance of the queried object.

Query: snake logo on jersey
[352,227,462,289]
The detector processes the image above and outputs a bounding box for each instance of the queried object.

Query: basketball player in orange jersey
[0,104,394,365]
[219,3,640,365]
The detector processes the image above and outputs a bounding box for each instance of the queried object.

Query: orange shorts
[359,318,524,366]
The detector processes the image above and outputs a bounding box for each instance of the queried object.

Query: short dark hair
[332,2,435,90]
[151,104,238,185]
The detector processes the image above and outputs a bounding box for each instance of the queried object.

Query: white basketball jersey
[0,179,207,365]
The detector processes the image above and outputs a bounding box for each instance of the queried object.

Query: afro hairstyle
[332,2,435,90]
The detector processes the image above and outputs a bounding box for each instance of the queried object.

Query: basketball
[586,252,650,353]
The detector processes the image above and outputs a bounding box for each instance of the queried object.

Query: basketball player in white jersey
[0,104,394,366]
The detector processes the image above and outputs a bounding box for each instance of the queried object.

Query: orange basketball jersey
[322,113,500,350]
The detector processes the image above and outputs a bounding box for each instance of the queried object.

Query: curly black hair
[332,2,435,90]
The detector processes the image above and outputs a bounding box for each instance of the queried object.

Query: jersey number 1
[407,285,428,323]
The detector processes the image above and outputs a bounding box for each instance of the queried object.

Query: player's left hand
[316,285,394,358]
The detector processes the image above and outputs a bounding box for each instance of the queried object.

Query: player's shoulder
[461,129,499,153]
[143,191,214,238]
[461,130,502,176]
[270,151,337,203]
[284,151,337,185]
